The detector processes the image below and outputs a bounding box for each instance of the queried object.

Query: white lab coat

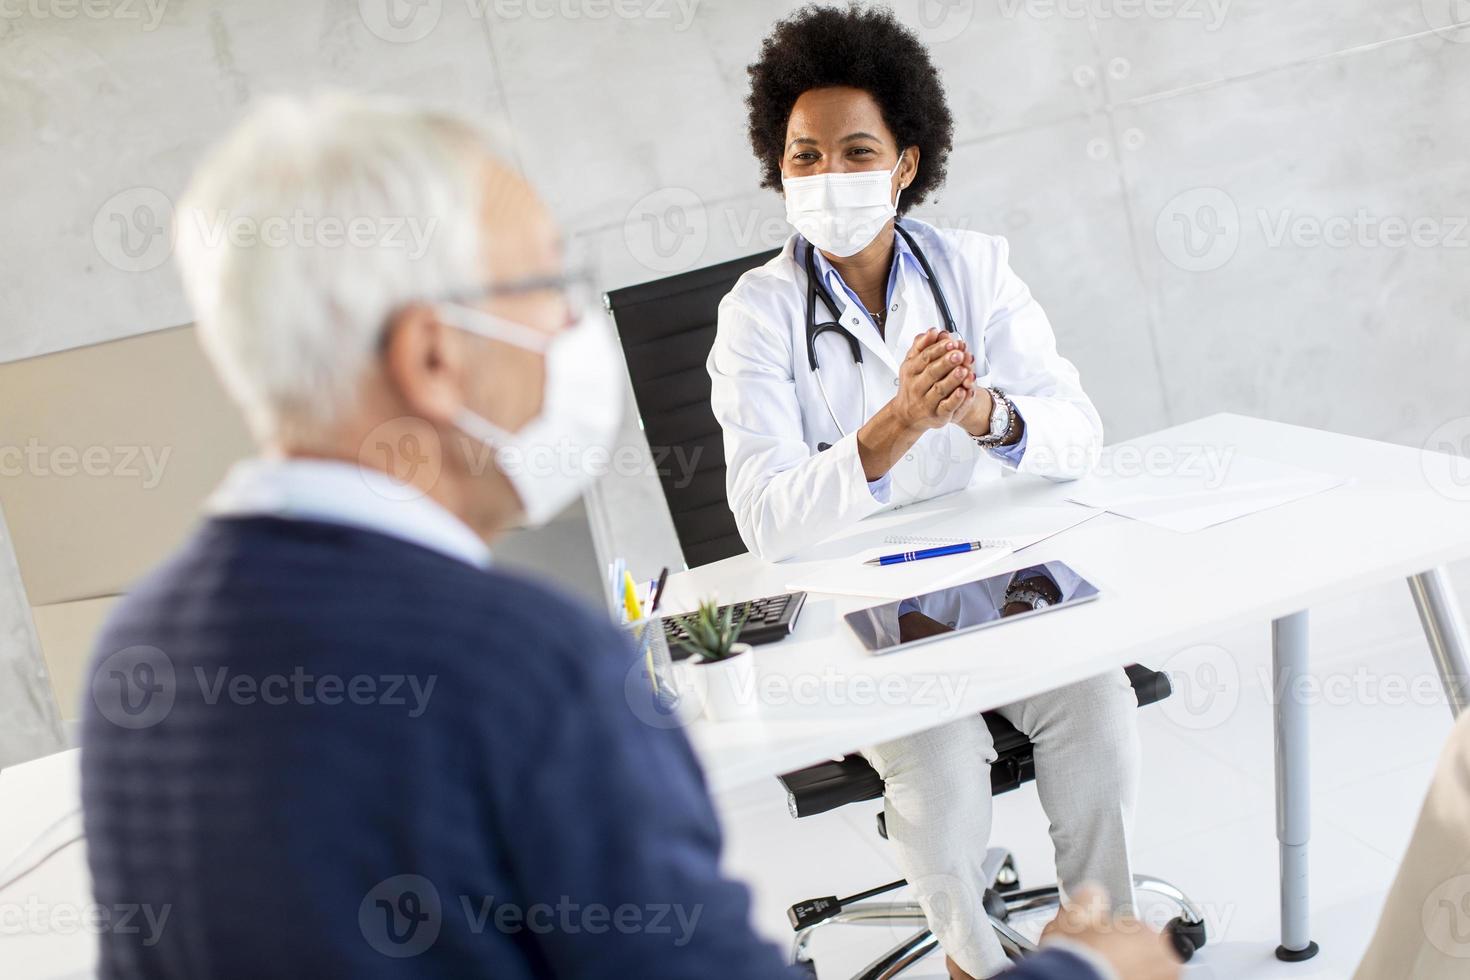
[707,219,1102,562]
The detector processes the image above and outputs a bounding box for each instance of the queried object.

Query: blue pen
[864,541,992,566]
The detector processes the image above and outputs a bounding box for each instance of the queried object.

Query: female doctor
[707,8,1143,979]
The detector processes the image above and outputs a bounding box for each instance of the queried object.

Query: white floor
[713,564,1469,979]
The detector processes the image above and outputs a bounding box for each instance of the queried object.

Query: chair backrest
[604,248,781,568]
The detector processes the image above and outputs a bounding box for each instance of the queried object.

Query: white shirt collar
[205,457,492,569]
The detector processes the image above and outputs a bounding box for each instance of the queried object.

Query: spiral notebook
[884,535,1012,549]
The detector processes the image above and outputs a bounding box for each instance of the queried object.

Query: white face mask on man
[434,302,624,527]
[782,155,905,257]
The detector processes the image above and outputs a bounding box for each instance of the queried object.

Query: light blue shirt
[206,457,492,569]
[810,226,924,317]
[804,231,1029,503]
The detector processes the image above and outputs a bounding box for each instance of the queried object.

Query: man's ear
[380,305,467,427]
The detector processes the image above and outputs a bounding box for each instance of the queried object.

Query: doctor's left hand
[949,382,994,437]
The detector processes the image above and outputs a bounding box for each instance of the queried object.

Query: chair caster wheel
[995,855,1021,894]
[794,956,818,978]
[1165,916,1207,962]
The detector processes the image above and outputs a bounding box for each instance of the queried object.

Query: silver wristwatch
[1006,588,1054,611]
[1005,574,1063,611]
[971,387,1014,449]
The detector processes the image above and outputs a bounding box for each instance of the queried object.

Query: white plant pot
[694,643,759,722]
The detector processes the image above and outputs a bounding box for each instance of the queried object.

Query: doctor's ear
[898,146,920,189]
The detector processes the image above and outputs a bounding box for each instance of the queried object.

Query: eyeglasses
[379,264,600,350]
[442,265,599,315]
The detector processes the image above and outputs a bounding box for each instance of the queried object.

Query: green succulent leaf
[673,598,752,662]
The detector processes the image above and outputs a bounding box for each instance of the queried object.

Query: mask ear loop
[434,303,554,353]
[891,151,910,211]
[437,303,555,458]
[453,405,513,453]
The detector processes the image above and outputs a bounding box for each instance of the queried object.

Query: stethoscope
[804,220,960,441]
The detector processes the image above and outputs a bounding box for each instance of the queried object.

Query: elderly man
[81,94,1177,980]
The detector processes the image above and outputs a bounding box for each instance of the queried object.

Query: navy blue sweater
[81,516,1101,980]
[81,516,792,979]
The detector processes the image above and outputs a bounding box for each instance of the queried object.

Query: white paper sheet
[780,493,1102,599]
[1063,450,1347,533]
[781,540,1016,600]
[893,500,1104,554]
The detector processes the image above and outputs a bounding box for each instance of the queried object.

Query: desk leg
[1407,568,1470,719]
[1273,611,1319,961]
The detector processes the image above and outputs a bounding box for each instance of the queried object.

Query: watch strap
[972,388,1017,448]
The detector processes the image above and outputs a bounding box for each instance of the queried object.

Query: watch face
[990,398,1009,436]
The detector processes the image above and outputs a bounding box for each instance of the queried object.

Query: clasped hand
[891,328,989,434]
[854,328,993,481]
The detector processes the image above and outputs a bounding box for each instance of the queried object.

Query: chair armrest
[1125,663,1172,707]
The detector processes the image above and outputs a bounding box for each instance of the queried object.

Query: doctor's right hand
[892,328,976,431]
[856,330,976,481]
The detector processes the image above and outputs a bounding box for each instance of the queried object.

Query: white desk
[663,413,1470,962]
[0,747,91,979]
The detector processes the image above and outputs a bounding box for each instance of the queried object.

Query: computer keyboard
[662,592,807,659]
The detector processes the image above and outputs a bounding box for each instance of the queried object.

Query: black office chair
[604,248,780,569]
[605,258,1208,978]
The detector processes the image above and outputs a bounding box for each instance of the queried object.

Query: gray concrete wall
[1,2,1468,749]
[0,500,64,766]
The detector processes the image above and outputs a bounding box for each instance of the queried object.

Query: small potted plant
[671,599,758,722]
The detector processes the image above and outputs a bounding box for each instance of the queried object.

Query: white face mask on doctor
[433,302,623,527]
[782,155,905,257]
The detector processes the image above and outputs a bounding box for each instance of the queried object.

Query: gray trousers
[862,669,1141,978]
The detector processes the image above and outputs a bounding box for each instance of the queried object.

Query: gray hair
[175,92,494,444]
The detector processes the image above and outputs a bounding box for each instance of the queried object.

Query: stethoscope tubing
[802,221,958,437]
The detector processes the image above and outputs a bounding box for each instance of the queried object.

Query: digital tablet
[843,561,1099,656]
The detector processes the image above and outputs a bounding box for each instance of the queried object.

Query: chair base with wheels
[777,665,1208,978]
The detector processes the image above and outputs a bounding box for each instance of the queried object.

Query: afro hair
[745,3,955,213]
